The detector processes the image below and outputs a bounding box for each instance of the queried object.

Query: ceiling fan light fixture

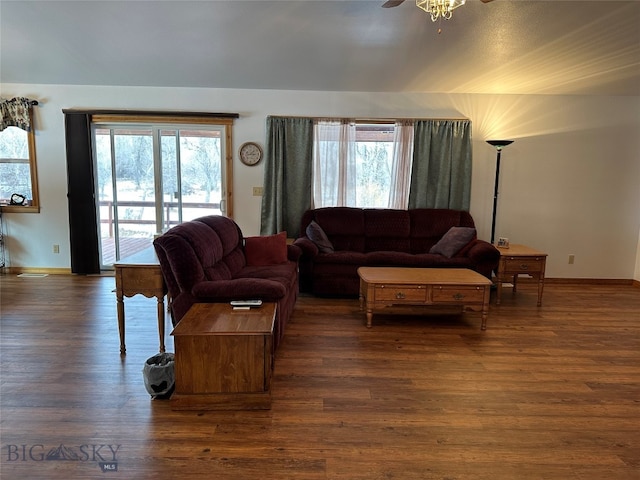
[416,0,466,22]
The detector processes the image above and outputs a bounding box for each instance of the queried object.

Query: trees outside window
[313,121,412,209]
[93,121,229,266]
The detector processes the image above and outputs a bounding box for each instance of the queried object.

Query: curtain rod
[267,115,469,122]
[62,108,237,118]
[355,117,469,123]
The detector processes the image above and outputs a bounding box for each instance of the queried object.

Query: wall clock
[239,142,263,166]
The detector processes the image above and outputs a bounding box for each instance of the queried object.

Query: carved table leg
[536,275,544,307]
[157,296,166,353]
[366,309,373,328]
[481,287,490,330]
[117,295,126,355]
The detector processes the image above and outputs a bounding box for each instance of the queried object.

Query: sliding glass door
[93,123,227,267]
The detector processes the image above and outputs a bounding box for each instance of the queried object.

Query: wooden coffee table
[358,267,492,330]
[171,302,276,410]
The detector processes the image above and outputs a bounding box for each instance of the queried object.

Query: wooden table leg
[117,295,126,355]
[536,274,544,307]
[366,309,373,328]
[157,296,166,353]
[481,286,490,330]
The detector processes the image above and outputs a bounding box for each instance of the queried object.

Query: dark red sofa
[153,215,301,349]
[293,207,499,296]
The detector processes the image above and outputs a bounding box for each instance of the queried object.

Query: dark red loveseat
[153,215,301,349]
[293,207,499,296]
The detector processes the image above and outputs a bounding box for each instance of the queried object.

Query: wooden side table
[114,247,167,355]
[171,302,276,411]
[495,244,548,306]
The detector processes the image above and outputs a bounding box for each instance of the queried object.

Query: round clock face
[239,142,263,166]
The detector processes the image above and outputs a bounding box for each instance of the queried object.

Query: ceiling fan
[383,0,494,23]
[382,0,494,8]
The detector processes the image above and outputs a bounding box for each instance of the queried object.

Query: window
[91,115,233,266]
[0,106,39,213]
[354,124,397,207]
[312,120,413,209]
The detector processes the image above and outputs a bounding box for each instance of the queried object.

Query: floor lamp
[487,140,514,245]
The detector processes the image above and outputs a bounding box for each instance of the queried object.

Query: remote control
[230,300,263,307]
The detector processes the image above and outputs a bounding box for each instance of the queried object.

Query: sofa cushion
[314,207,366,252]
[314,250,368,266]
[240,262,298,288]
[365,251,420,266]
[429,226,477,258]
[413,253,471,268]
[364,209,411,253]
[244,231,288,266]
[306,221,334,253]
[192,277,286,301]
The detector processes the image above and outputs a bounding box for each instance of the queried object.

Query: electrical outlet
[53,244,60,254]
[568,254,575,264]
[252,187,264,196]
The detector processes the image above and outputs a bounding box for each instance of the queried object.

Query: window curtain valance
[1,97,38,132]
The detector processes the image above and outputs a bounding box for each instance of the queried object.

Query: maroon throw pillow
[429,227,477,258]
[245,231,288,266]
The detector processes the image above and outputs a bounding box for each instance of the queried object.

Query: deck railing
[99,200,221,237]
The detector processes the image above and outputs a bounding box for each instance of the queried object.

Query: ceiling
[2,0,639,96]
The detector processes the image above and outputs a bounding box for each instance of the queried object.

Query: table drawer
[375,285,426,303]
[432,285,486,303]
[503,258,544,273]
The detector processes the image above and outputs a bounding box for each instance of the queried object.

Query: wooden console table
[114,247,167,355]
[358,267,492,330]
[495,244,548,306]
[171,302,276,410]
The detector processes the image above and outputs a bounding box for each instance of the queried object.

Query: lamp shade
[487,140,513,150]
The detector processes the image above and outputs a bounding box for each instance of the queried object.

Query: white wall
[2,83,640,280]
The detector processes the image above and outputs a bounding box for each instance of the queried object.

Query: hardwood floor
[1,274,639,479]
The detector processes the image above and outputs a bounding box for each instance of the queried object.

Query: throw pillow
[306,220,334,253]
[429,227,477,258]
[244,231,288,266]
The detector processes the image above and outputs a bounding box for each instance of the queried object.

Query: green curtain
[260,116,314,237]
[408,119,472,211]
